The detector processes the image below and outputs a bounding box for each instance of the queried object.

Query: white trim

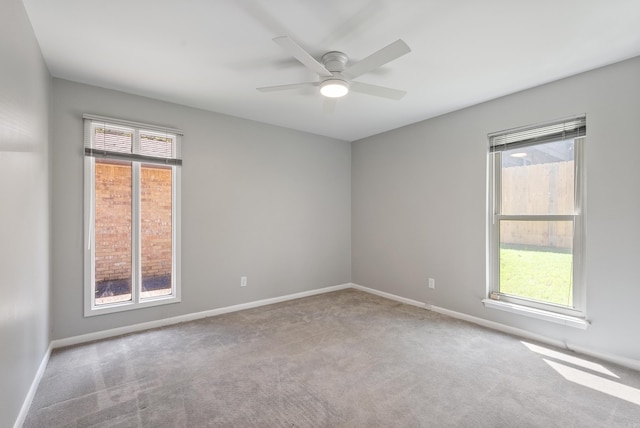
[350,283,428,309]
[430,303,640,372]
[481,298,589,329]
[53,283,351,349]
[20,282,639,428]
[13,343,52,428]
[351,283,640,372]
[84,159,182,317]
[83,155,95,317]
[428,303,568,348]
[83,113,183,136]
[173,167,181,303]
[567,345,640,373]
[348,283,567,347]
[488,134,586,318]
[488,114,586,147]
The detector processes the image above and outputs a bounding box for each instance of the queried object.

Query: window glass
[501,140,574,216]
[94,160,133,305]
[141,164,173,299]
[84,116,181,316]
[488,117,585,318]
[499,220,573,306]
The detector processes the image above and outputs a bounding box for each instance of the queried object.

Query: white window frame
[83,115,182,316]
[485,116,587,326]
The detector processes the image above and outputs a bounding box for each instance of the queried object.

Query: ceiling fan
[257,36,411,107]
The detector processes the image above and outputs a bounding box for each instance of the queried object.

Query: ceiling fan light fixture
[320,79,349,98]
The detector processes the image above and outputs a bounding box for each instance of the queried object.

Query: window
[83,115,182,316]
[487,116,586,322]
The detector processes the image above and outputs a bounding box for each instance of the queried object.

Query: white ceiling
[22,0,640,141]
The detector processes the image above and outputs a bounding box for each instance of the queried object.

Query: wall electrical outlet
[241,276,247,287]
[428,278,435,289]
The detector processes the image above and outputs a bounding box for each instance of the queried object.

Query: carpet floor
[23,289,640,427]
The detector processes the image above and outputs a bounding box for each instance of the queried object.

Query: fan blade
[343,39,410,79]
[350,81,406,100]
[257,82,318,92]
[273,36,333,77]
[323,97,337,114]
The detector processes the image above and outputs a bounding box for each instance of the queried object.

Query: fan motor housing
[321,51,348,73]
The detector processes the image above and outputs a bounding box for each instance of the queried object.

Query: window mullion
[172,165,178,299]
[90,159,97,309]
[497,214,576,221]
[132,162,141,304]
[85,157,97,314]
[490,152,502,294]
[132,129,141,155]
[494,152,502,218]
[572,137,585,311]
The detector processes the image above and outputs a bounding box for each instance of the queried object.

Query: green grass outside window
[499,247,573,306]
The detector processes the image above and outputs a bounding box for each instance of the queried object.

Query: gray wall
[51,79,351,339]
[6,5,639,421]
[352,56,640,362]
[0,0,52,426]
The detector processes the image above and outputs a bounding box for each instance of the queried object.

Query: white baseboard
[52,283,351,349]
[566,344,640,372]
[351,283,640,372]
[13,343,52,428]
[427,304,568,349]
[429,304,640,372]
[350,283,428,309]
[25,280,638,428]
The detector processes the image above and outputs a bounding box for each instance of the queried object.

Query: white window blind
[140,132,174,159]
[83,114,182,165]
[489,115,586,153]
[93,125,133,153]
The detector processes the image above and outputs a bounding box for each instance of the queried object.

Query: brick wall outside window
[95,162,172,283]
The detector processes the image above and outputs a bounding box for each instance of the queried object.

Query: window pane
[501,140,574,215]
[499,220,573,306]
[94,126,133,153]
[140,132,174,158]
[94,160,132,305]
[140,165,173,299]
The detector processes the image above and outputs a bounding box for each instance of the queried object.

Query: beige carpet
[24,289,640,427]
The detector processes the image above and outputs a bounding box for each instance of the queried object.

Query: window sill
[482,299,589,330]
[84,294,180,317]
